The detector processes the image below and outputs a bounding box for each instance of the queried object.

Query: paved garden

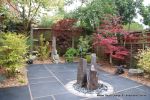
[0,63,150,100]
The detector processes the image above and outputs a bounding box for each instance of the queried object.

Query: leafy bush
[77,36,91,57]
[38,34,50,60]
[136,48,150,74]
[0,33,28,76]
[65,48,77,63]
[86,54,91,63]
[39,16,53,28]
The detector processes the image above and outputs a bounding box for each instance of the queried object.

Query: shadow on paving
[0,63,150,100]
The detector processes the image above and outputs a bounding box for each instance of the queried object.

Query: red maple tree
[51,18,82,54]
[93,15,129,63]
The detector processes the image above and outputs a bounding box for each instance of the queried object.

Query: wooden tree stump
[77,58,87,87]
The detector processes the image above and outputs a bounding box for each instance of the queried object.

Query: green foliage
[123,22,143,31]
[6,0,65,32]
[136,48,150,74]
[85,54,91,63]
[77,36,91,57]
[38,34,50,60]
[0,33,28,76]
[139,5,150,26]
[0,5,21,32]
[65,48,77,63]
[65,0,116,32]
[39,16,53,28]
[114,0,141,25]
[39,14,64,28]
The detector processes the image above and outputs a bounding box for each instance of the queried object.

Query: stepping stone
[128,69,144,76]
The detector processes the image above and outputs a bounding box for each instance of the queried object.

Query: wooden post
[72,36,74,48]
[77,58,87,87]
[51,35,56,58]
[30,27,33,53]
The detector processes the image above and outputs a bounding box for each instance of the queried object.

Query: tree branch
[6,0,21,14]
[30,3,40,20]
[28,0,32,18]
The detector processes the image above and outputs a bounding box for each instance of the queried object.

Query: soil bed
[0,67,28,88]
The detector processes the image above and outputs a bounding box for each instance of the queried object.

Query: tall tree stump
[77,58,87,87]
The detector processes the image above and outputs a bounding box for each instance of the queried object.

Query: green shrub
[38,34,50,60]
[86,54,91,63]
[77,36,91,57]
[39,16,53,28]
[0,33,28,76]
[65,48,77,63]
[136,48,150,74]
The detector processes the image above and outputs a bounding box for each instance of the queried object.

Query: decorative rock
[115,65,124,75]
[52,50,60,64]
[128,69,144,76]
[26,59,33,64]
[77,58,87,87]
[87,65,98,90]
[65,80,114,98]
[87,54,98,90]
[91,53,96,66]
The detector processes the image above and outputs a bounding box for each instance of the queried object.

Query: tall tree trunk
[128,21,131,31]
[130,43,133,68]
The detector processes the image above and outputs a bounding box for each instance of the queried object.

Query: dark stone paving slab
[27,64,47,72]
[1,63,150,100]
[34,96,53,100]
[28,70,53,79]
[99,74,141,92]
[53,71,76,84]
[29,77,57,84]
[30,81,66,98]
[137,85,150,95]
[85,96,119,100]
[115,88,150,100]
[0,86,30,100]
[46,63,77,72]
[54,92,85,100]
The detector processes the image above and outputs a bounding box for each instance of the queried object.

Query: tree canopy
[139,5,150,27]
[6,0,64,32]
[114,0,143,25]
[65,0,116,32]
